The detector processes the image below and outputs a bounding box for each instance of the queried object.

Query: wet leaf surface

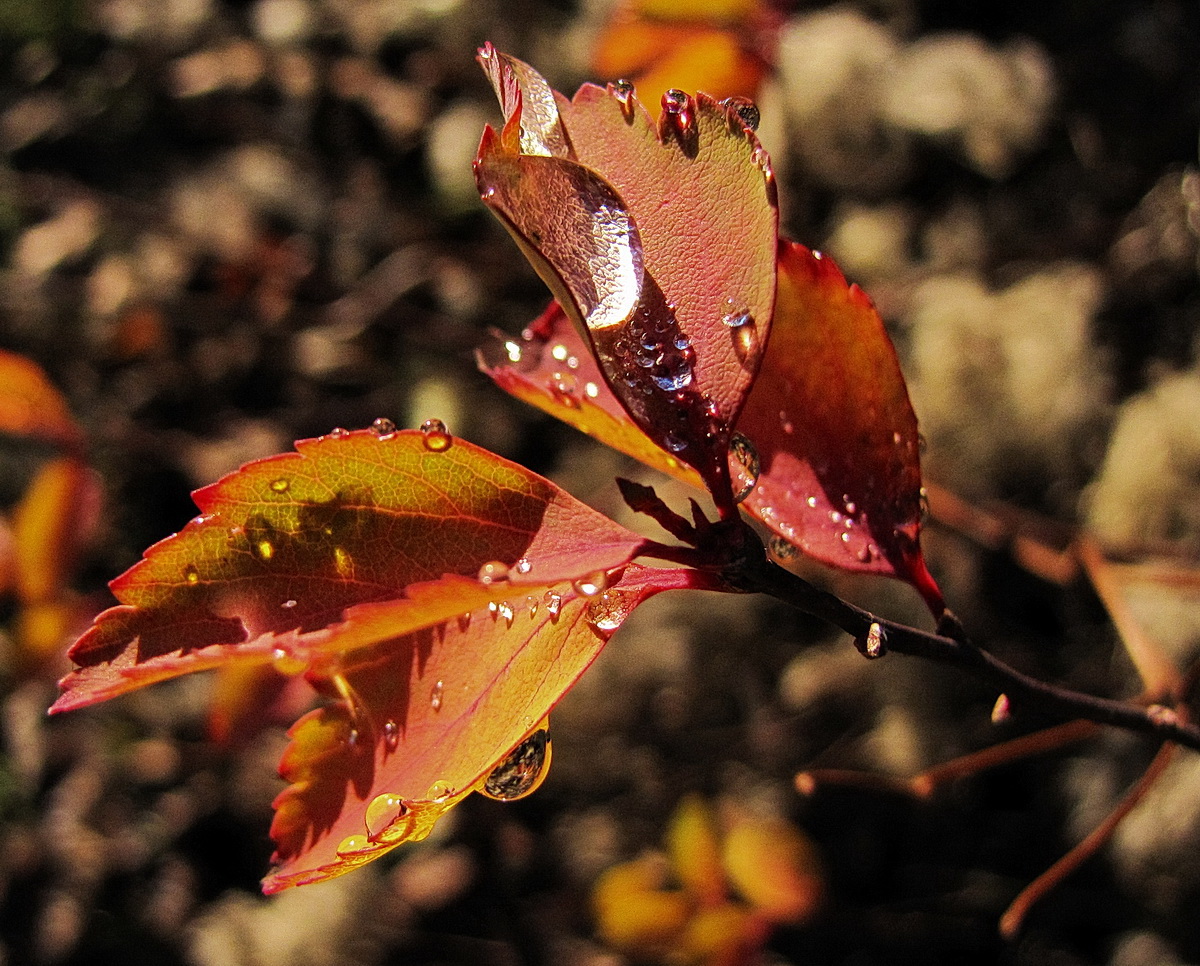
[475,49,777,500]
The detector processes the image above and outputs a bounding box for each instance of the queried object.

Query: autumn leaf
[736,242,943,614]
[480,250,943,614]
[474,45,777,507]
[51,426,720,887]
[0,349,84,451]
[267,562,705,891]
[52,427,651,708]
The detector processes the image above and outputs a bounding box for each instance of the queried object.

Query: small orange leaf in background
[475,46,777,504]
[592,0,777,110]
[592,795,821,966]
[52,426,715,887]
[0,350,99,661]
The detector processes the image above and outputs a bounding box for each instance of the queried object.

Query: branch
[734,542,1200,753]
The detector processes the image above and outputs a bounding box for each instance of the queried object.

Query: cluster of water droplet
[610,306,695,396]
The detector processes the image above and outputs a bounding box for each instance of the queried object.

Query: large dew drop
[584,589,635,634]
[571,571,610,597]
[365,793,409,840]
[480,727,551,802]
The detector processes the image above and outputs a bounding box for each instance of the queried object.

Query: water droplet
[722,305,753,328]
[769,535,799,562]
[862,622,886,659]
[370,417,396,437]
[429,681,445,712]
[839,531,851,543]
[728,433,760,504]
[549,371,581,407]
[365,793,409,840]
[383,719,400,750]
[551,343,570,363]
[488,600,500,620]
[572,571,609,597]
[499,600,516,626]
[919,487,930,523]
[585,589,634,633]
[183,564,200,585]
[662,88,688,114]
[721,96,760,131]
[281,598,297,609]
[856,543,876,563]
[420,418,452,451]
[272,646,306,676]
[425,781,454,802]
[336,834,370,855]
[806,496,818,508]
[514,558,532,576]
[584,381,600,399]
[660,88,696,139]
[478,560,510,585]
[327,427,349,439]
[844,500,858,516]
[542,590,562,620]
[663,432,688,453]
[253,538,275,561]
[481,728,551,802]
[269,478,290,494]
[829,510,843,524]
[651,365,692,392]
[612,79,636,117]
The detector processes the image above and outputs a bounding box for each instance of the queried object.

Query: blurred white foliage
[906,264,1109,496]
[881,33,1055,178]
[778,6,1055,185]
[1084,366,1200,554]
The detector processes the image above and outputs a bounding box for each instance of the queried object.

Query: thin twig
[998,737,1178,938]
[738,548,1200,753]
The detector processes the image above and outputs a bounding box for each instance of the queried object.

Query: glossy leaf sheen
[53,429,648,709]
[475,49,777,497]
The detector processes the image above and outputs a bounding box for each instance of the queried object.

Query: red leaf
[52,428,651,711]
[481,244,944,615]
[475,48,777,506]
[265,562,708,891]
[736,243,943,614]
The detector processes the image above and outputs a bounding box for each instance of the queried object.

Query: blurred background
[1,0,1199,963]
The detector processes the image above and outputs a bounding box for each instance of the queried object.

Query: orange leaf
[475,46,777,504]
[52,427,650,711]
[52,426,720,888]
[266,562,698,891]
[736,242,944,614]
[0,350,84,450]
